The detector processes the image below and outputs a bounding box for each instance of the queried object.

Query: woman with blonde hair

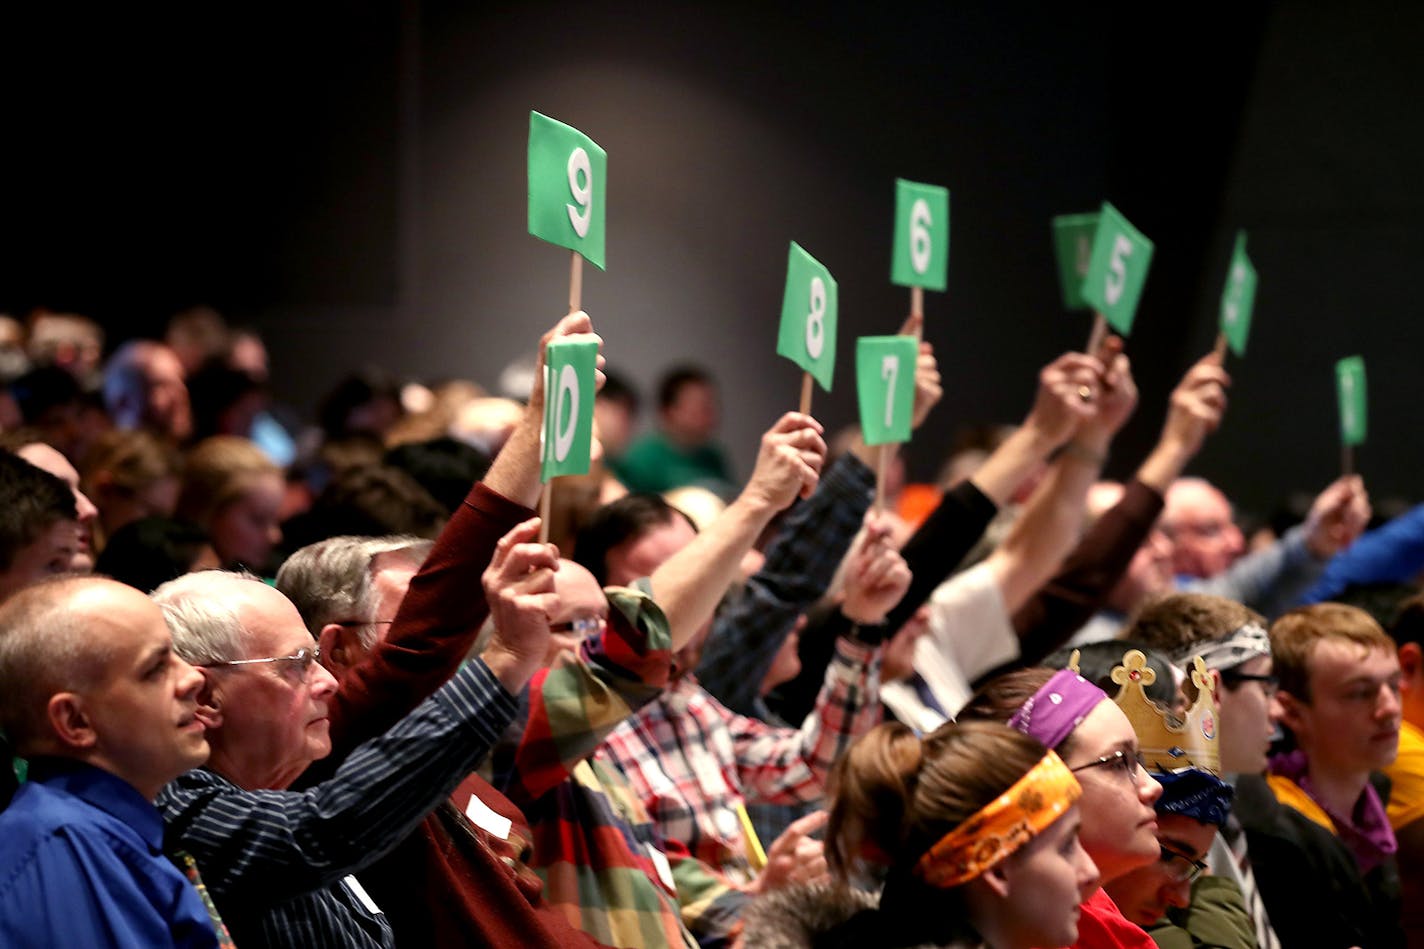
[743,720,1098,948]
[175,435,283,573]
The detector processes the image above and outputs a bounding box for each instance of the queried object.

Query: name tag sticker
[465,792,513,840]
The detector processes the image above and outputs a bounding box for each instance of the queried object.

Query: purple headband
[1007,669,1107,750]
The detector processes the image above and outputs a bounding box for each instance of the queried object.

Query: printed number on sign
[1105,234,1132,306]
[566,147,592,238]
[909,199,932,275]
[806,276,827,359]
[880,355,899,428]
[552,364,579,462]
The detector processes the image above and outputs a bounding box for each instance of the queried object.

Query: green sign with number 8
[1080,202,1154,335]
[540,336,599,482]
[891,179,949,292]
[777,242,838,391]
[1336,355,1367,447]
[856,335,918,446]
[527,111,607,270]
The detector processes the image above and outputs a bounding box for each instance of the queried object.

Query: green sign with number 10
[540,336,598,482]
[856,336,918,446]
[528,111,607,270]
[891,179,949,292]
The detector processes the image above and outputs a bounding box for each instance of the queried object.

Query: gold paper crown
[1071,648,1221,776]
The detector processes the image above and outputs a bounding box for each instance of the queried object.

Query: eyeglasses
[551,615,605,639]
[201,646,322,679]
[1070,748,1147,784]
[1158,841,1209,884]
[1221,670,1278,697]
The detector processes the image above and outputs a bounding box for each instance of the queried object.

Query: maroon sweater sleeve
[1011,478,1164,664]
[323,481,535,762]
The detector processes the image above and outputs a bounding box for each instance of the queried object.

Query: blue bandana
[1154,768,1234,827]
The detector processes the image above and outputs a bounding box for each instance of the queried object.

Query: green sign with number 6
[1080,202,1154,335]
[528,111,607,270]
[1336,355,1367,447]
[541,336,599,482]
[1051,212,1099,312]
[856,335,918,446]
[891,179,949,292]
[777,242,838,391]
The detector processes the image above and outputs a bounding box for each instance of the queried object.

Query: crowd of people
[0,302,1419,949]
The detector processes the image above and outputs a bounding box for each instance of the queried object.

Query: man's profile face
[217,584,338,789]
[1216,654,1279,775]
[547,560,607,664]
[1104,813,1216,926]
[16,441,97,570]
[661,381,719,444]
[141,347,192,442]
[0,518,83,603]
[1162,482,1243,579]
[1281,640,1401,775]
[604,516,697,588]
[79,584,209,798]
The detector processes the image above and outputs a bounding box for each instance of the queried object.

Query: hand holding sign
[1051,212,1100,312]
[777,243,839,409]
[1081,202,1155,337]
[1217,231,1258,359]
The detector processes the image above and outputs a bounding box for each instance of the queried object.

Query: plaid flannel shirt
[694,453,873,716]
[601,636,882,885]
[491,583,746,948]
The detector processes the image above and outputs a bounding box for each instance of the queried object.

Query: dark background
[4,2,1421,515]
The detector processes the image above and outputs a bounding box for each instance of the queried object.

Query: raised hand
[755,810,831,893]
[841,514,913,626]
[1303,474,1371,559]
[1022,351,1106,451]
[742,412,827,512]
[480,517,561,692]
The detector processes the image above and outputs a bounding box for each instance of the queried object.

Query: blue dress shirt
[0,758,219,948]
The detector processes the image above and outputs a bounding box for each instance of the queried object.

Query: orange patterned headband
[913,750,1082,889]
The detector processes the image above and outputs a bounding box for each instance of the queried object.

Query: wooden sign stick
[1086,312,1108,355]
[569,251,584,314]
[799,372,814,416]
[1342,444,1355,478]
[1212,332,1229,363]
[875,444,891,512]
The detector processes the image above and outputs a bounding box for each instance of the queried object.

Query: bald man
[0,576,219,947]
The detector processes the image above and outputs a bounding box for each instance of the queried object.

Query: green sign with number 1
[1336,355,1367,447]
[1080,202,1154,335]
[777,242,838,391]
[541,336,598,482]
[528,111,607,270]
[891,179,949,292]
[856,336,918,446]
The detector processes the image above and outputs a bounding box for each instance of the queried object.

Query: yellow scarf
[1265,773,1337,834]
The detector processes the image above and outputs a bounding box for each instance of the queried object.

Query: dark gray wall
[6,2,1419,514]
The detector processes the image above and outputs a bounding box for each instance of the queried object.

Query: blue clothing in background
[0,758,218,949]
[1303,503,1424,604]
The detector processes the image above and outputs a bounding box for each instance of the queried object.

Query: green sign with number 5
[528,111,607,270]
[777,242,838,391]
[1080,202,1154,335]
[891,179,949,292]
[856,335,918,446]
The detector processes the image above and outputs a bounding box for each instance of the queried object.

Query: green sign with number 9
[777,242,838,391]
[527,111,607,270]
[891,179,949,292]
[856,335,918,446]
[1080,202,1154,335]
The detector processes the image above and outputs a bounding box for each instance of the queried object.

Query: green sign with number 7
[540,336,599,482]
[856,336,918,446]
[891,179,949,291]
[1080,202,1154,335]
[528,111,607,270]
[777,242,838,391]
[1336,355,1367,447]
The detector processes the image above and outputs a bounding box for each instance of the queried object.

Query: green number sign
[1219,231,1258,358]
[1336,356,1367,447]
[1080,202,1154,335]
[890,179,949,291]
[540,336,599,481]
[1051,212,1099,311]
[527,111,607,270]
[856,335,918,446]
[776,242,838,391]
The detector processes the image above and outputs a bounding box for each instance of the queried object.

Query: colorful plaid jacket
[600,637,882,885]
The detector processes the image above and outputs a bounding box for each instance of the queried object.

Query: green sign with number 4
[1336,355,1367,447]
[856,336,918,446]
[1080,202,1154,335]
[891,179,949,292]
[1219,231,1258,358]
[528,111,607,270]
[541,336,599,482]
[1051,212,1099,312]
[777,242,838,391]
